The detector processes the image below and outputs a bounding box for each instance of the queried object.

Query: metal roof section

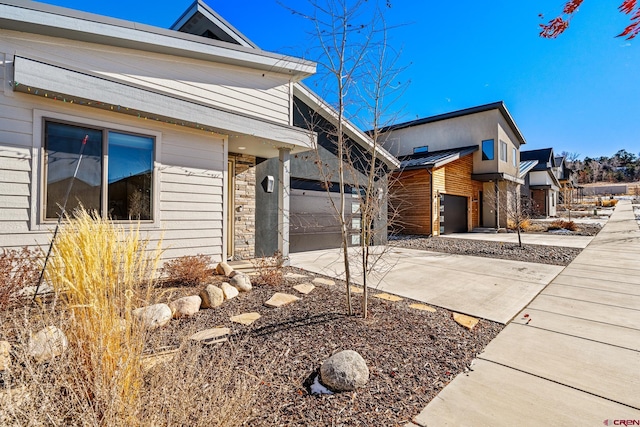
[171,0,257,48]
[293,83,400,169]
[399,145,479,170]
[378,101,527,146]
[520,148,555,171]
[519,159,539,178]
[0,0,315,78]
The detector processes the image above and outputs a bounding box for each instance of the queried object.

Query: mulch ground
[148,268,503,426]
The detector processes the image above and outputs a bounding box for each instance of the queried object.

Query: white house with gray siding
[0,0,316,262]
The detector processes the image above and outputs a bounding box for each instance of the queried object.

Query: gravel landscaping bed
[147,269,503,426]
[390,235,582,266]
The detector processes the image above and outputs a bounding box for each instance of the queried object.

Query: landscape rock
[200,284,224,308]
[453,312,479,330]
[133,303,172,329]
[373,293,403,302]
[409,303,437,312]
[312,278,335,286]
[264,292,300,308]
[320,350,369,392]
[189,327,231,344]
[230,273,252,292]
[168,295,202,318]
[0,340,10,371]
[284,272,309,279]
[27,326,68,362]
[215,262,234,276]
[293,283,315,295]
[230,312,261,325]
[221,282,239,300]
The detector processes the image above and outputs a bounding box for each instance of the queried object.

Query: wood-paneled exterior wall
[390,155,482,235]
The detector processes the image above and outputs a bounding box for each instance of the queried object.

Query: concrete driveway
[441,232,594,248]
[289,247,563,324]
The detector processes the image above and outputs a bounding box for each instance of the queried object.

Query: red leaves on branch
[540,0,640,39]
[617,0,640,39]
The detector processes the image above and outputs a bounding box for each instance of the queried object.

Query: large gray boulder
[133,303,172,329]
[320,350,369,392]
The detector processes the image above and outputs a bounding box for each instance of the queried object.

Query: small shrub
[252,252,284,286]
[507,218,532,231]
[0,247,40,309]
[160,254,213,286]
[548,220,578,231]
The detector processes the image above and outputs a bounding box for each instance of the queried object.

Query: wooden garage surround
[390,155,482,235]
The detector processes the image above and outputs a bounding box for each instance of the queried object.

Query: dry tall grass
[44,208,162,424]
[1,209,263,426]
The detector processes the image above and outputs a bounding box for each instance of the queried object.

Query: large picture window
[44,121,154,220]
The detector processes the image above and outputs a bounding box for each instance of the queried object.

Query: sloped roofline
[293,83,400,169]
[378,101,526,146]
[170,0,258,48]
[0,0,315,77]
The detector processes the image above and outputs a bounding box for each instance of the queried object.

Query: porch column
[278,148,291,266]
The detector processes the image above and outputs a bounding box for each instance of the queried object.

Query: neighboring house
[381,102,526,235]
[553,155,578,206]
[520,148,561,217]
[0,0,396,263]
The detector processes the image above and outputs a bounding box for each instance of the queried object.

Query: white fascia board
[0,1,315,78]
[293,83,400,169]
[14,56,314,149]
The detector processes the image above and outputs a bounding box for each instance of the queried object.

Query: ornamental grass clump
[45,208,162,425]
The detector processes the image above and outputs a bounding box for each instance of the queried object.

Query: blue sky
[38,0,640,160]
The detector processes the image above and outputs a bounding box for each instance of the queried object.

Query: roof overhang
[530,184,560,192]
[519,159,539,178]
[399,146,478,171]
[293,83,400,169]
[0,0,315,79]
[13,55,314,152]
[378,101,527,146]
[471,172,524,185]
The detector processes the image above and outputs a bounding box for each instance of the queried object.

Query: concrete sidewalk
[412,200,640,426]
[441,231,594,248]
[289,247,562,324]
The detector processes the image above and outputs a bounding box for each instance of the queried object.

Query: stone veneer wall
[230,153,256,260]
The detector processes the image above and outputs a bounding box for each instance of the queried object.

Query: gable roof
[164,1,399,170]
[398,145,478,170]
[171,0,257,48]
[520,148,555,171]
[378,101,526,146]
[0,0,314,77]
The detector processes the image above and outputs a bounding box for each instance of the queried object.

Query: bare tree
[293,0,405,317]
[486,182,532,247]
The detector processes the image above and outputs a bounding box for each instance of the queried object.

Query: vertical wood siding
[390,155,482,235]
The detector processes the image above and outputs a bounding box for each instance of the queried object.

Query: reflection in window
[44,121,154,220]
[500,140,507,162]
[108,132,153,220]
[482,139,494,161]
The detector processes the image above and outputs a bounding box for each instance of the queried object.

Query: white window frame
[500,140,507,162]
[31,109,162,231]
[512,147,517,167]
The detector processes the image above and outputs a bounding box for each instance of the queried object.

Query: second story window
[500,140,507,162]
[413,146,429,154]
[512,147,517,167]
[482,139,494,160]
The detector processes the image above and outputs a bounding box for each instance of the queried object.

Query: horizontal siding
[1,30,292,125]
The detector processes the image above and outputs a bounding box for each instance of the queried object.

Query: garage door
[290,179,360,252]
[439,194,468,234]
